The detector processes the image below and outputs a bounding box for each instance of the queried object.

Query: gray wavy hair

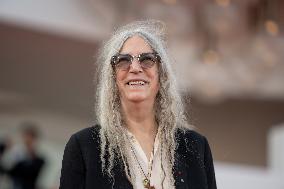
[95,20,191,188]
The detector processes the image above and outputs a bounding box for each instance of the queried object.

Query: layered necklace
[126,133,156,189]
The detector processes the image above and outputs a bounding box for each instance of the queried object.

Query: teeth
[128,81,146,85]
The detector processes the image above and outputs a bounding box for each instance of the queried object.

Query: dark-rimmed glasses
[111,52,161,70]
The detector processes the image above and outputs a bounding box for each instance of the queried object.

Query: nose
[129,59,142,73]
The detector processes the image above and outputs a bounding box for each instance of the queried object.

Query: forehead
[120,35,153,54]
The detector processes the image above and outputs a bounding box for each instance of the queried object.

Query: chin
[128,97,147,103]
[126,94,148,102]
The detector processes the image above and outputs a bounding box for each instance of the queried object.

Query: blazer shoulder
[72,124,101,140]
[176,128,206,144]
[66,124,102,153]
[175,128,210,159]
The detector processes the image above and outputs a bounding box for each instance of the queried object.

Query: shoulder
[71,124,100,140]
[175,128,211,158]
[64,125,101,154]
[176,128,207,145]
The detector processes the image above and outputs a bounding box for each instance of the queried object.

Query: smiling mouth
[126,80,148,86]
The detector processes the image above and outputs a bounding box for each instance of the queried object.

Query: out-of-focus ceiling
[0,0,284,118]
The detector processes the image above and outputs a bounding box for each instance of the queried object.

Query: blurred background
[0,0,284,188]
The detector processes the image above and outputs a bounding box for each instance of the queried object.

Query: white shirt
[125,130,173,189]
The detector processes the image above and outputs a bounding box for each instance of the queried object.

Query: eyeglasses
[111,52,161,70]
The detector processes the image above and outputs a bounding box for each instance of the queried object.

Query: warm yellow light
[265,20,279,36]
[215,0,230,7]
[203,50,220,64]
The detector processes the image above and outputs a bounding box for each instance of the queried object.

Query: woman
[60,20,217,189]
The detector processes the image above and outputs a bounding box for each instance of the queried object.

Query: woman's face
[115,35,159,104]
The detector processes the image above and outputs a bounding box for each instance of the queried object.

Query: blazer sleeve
[203,136,217,189]
[60,134,85,189]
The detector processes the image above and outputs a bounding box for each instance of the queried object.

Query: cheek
[151,70,160,91]
[115,71,125,86]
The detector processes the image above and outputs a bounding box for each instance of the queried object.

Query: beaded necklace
[126,133,156,189]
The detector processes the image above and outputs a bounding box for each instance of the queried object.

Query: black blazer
[60,125,217,189]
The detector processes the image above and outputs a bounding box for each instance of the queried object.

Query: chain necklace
[126,134,156,189]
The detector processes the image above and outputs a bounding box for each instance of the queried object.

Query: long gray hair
[95,20,191,188]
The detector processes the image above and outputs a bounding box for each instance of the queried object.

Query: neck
[121,99,159,160]
[121,99,157,136]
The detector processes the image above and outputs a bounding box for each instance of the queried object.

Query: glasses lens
[115,54,132,70]
[112,53,160,70]
[139,53,157,69]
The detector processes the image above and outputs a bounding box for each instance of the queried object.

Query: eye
[116,54,132,70]
[139,53,156,68]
